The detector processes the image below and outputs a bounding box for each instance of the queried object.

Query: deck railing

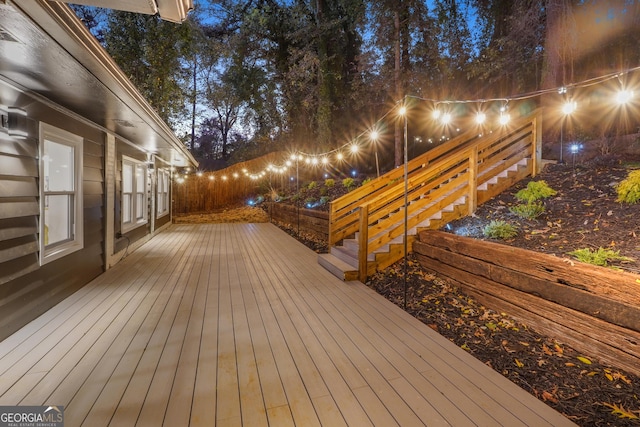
[328,109,542,280]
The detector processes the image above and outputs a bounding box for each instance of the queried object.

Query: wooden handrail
[328,108,542,280]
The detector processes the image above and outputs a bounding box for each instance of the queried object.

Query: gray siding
[0,106,105,341]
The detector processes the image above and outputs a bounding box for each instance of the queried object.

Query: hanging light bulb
[321,156,329,165]
[616,89,634,105]
[499,112,510,125]
[475,112,486,124]
[311,157,319,165]
[336,152,344,160]
[350,144,359,154]
[441,112,452,124]
[562,100,577,115]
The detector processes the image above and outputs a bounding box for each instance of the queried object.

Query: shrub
[342,177,355,190]
[319,196,330,205]
[616,169,640,204]
[568,247,633,268]
[361,178,372,186]
[324,178,335,188]
[483,220,518,239]
[307,181,317,190]
[509,201,545,219]
[515,180,557,203]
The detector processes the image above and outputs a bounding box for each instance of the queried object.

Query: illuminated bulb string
[179,65,640,182]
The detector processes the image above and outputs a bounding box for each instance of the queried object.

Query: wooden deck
[0,223,576,426]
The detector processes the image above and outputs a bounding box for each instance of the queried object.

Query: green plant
[342,177,355,190]
[304,197,316,207]
[509,201,545,219]
[616,169,640,204]
[307,181,317,190]
[324,178,335,188]
[361,178,372,186]
[319,196,330,205]
[483,220,518,239]
[568,247,633,268]
[515,180,557,203]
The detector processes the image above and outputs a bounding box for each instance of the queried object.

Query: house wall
[0,85,105,341]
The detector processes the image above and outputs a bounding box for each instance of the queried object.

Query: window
[121,156,148,232]
[39,124,83,265]
[157,168,170,217]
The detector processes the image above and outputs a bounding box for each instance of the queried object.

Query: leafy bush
[568,247,633,268]
[483,220,518,239]
[616,169,640,204]
[361,178,372,186]
[319,196,330,205]
[509,201,545,219]
[307,181,317,190]
[515,180,557,203]
[342,177,355,190]
[324,178,335,188]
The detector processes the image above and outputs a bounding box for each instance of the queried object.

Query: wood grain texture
[0,223,576,426]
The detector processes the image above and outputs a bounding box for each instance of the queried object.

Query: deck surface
[0,223,576,426]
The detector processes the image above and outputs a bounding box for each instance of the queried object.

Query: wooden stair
[319,109,543,281]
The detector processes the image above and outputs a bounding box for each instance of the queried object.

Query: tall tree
[367,0,438,166]
[104,11,193,129]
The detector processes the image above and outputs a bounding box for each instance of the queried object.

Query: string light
[562,100,577,115]
[616,89,634,105]
[186,65,640,184]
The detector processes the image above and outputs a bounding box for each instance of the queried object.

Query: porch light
[7,107,28,139]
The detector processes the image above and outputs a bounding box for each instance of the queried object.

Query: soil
[446,157,640,274]
[175,157,640,426]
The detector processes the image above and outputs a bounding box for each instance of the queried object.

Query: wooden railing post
[532,113,542,176]
[358,204,369,283]
[328,201,335,246]
[468,146,478,215]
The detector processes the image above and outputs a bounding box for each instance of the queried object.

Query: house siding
[0,100,105,341]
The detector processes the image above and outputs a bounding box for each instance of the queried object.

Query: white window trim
[39,123,84,265]
[157,168,170,218]
[121,155,149,233]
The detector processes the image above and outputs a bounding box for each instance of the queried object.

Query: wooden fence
[172,152,284,214]
[413,229,640,377]
[266,202,329,239]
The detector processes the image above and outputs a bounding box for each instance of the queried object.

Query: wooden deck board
[0,223,577,426]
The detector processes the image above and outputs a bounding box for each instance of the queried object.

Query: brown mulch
[447,157,640,274]
[173,206,270,224]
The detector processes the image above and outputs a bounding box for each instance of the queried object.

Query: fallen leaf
[602,403,639,419]
[554,343,564,355]
[542,343,553,355]
[565,362,576,367]
[577,356,592,365]
[515,358,524,368]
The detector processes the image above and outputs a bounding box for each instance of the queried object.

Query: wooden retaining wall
[266,202,329,239]
[413,230,640,377]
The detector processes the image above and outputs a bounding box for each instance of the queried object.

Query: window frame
[121,155,149,233]
[157,168,170,218]
[39,123,84,265]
